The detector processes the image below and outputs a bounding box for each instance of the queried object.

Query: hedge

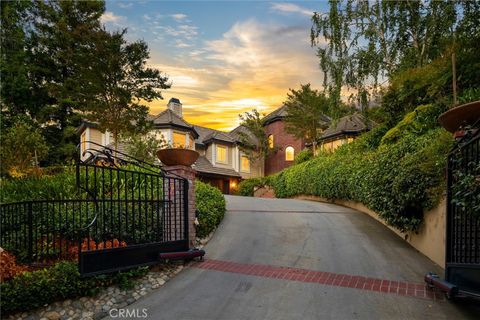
[250,104,452,232]
[0,261,148,314]
[195,181,226,238]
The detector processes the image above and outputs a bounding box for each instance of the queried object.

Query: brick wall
[163,165,197,247]
[264,120,304,176]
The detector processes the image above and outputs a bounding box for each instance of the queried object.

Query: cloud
[146,19,325,130]
[171,13,188,22]
[101,11,125,23]
[117,2,133,9]
[271,3,313,17]
[157,24,198,40]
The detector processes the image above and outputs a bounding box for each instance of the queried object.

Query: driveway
[110,196,479,319]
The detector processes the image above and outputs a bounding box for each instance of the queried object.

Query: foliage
[294,149,314,165]
[0,0,171,165]
[0,119,49,177]
[237,177,267,197]
[80,29,171,150]
[270,104,453,232]
[0,261,148,314]
[122,132,168,163]
[283,84,338,153]
[237,109,273,163]
[0,250,30,282]
[195,181,226,238]
[451,146,480,218]
[310,0,474,109]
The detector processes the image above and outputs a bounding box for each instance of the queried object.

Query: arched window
[268,134,274,149]
[285,146,294,161]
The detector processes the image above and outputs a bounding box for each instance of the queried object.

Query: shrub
[195,181,226,238]
[294,149,313,164]
[270,104,453,232]
[0,261,148,314]
[237,177,266,196]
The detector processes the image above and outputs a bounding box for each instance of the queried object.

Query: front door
[222,180,230,194]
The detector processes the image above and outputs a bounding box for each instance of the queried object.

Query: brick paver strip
[193,259,444,302]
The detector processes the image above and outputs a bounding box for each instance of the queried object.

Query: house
[318,113,374,152]
[77,98,263,194]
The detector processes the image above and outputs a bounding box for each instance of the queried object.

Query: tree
[237,109,272,164]
[0,119,49,177]
[80,30,170,151]
[283,84,338,153]
[311,0,459,110]
[30,0,106,164]
[122,132,168,163]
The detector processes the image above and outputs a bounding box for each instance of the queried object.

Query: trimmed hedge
[0,261,148,314]
[195,181,226,238]
[238,177,265,196]
[269,104,452,232]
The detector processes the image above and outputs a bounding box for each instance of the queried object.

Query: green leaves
[270,104,453,232]
[195,181,226,238]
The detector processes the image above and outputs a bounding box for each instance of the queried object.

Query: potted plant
[156,143,199,166]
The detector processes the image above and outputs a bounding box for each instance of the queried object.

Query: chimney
[167,97,183,118]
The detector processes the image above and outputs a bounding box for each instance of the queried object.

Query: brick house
[262,105,306,176]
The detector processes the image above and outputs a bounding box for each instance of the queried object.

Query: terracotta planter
[438,100,480,133]
[156,148,199,166]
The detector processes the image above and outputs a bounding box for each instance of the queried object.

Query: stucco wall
[294,195,446,268]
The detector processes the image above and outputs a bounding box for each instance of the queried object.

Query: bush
[294,149,313,164]
[195,181,226,238]
[237,177,265,196]
[270,104,453,232]
[0,261,149,314]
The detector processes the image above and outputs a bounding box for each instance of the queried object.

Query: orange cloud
[146,19,325,131]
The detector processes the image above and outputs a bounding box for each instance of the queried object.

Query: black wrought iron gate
[0,142,190,276]
[445,131,480,297]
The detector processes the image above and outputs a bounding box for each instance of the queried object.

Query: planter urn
[438,100,480,138]
[156,148,199,167]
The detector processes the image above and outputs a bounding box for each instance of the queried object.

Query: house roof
[229,125,260,146]
[203,131,235,145]
[319,113,374,140]
[151,109,199,138]
[169,97,181,104]
[193,156,241,178]
[263,105,288,125]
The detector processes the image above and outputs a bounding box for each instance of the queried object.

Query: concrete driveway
[110,196,479,320]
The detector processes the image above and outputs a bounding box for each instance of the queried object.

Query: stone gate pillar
[163,165,196,247]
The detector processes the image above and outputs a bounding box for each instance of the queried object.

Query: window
[188,134,194,149]
[173,131,187,148]
[285,146,294,161]
[216,145,227,163]
[268,134,274,149]
[240,155,250,172]
[81,132,87,153]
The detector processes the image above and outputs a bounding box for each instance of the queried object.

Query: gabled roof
[151,109,199,138]
[263,105,288,125]
[229,125,259,146]
[193,156,241,178]
[203,131,235,145]
[319,113,374,140]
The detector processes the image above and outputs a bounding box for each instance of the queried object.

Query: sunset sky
[103,1,329,131]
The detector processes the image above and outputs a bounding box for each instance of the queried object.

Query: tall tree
[283,84,336,153]
[30,0,106,164]
[80,30,170,150]
[311,0,459,110]
[237,109,273,164]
